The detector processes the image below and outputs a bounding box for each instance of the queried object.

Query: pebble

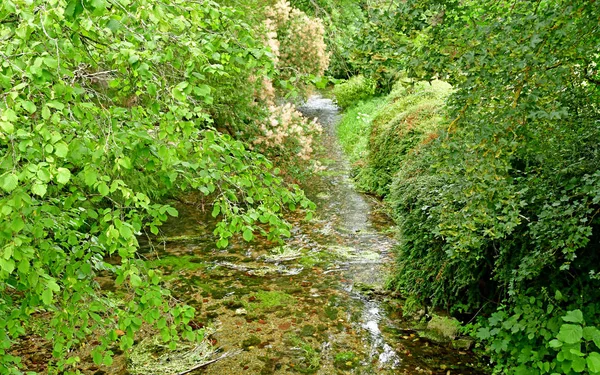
[235,308,248,315]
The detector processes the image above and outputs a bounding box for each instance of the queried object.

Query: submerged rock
[421,314,461,343]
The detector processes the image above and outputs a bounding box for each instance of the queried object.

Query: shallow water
[147,96,489,374]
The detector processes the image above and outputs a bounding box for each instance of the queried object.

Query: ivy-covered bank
[330,0,600,374]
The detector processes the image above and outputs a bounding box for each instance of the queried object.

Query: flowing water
[145,96,489,374]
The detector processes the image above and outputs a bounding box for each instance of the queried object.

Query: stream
[146,96,489,374]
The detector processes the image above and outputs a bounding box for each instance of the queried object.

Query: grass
[336,97,386,165]
[288,335,321,373]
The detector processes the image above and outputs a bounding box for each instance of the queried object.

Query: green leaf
[243,229,253,242]
[211,204,221,218]
[46,101,65,110]
[54,142,69,158]
[37,168,51,182]
[56,168,71,184]
[117,157,132,169]
[584,327,600,348]
[42,289,53,305]
[98,182,109,196]
[2,108,17,121]
[558,324,583,345]
[0,258,15,274]
[563,310,584,324]
[193,84,212,97]
[549,339,563,348]
[84,169,97,186]
[587,352,600,373]
[92,349,102,365]
[165,207,178,217]
[130,274,142,287]
[1,173,19,192]
[41,106,51,120]
[65,0,84,19]
[103,354,113,366]
[119,225,132,240]
[572,356,586,372]
[21,101,37,114]
[0,121,14,134]
[31,183,47,197]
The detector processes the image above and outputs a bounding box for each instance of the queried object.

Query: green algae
[247,291,296,312]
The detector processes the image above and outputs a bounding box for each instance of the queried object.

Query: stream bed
[146,96,490,374]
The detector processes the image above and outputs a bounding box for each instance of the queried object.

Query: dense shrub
[381,1,600,373]
[357,80,451,196]
[336,1,600,373]
[332,75,376,108]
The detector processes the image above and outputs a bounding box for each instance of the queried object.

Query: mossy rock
[423,314,460,343]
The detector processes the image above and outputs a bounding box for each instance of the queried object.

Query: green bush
[357,80,452,196]
[333,75,376,108]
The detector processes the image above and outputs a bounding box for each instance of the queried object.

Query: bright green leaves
[0,0,314,372]
[56,168,71,185]
[97,182,109,196]
[31,182,47,197]
[42,289,53,305]
[21,101,36,114]
[64,0,84,20]
[584,327,600,348]
[211,204,220,218]
[0,121,14,134]
[563,310,585,324]
[588,352,600,373]
[130,273,142,287]
[549,310,600,374]
[54,142,69,158]
[165,206,178,217]
[172,81,189,102]
[558,324,583,345]
[0,258,15,274]
[243,228,253,242]
[0,173,19,192]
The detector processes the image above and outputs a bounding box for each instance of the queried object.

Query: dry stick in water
[175,350,243,375]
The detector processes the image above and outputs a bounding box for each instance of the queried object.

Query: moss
[246,291,296,312]
[145,255,208,274]
[334,351,359,370]
[286,335,321,373]
[324,306,338,321]
[300,324,316,337]
[424,314,461,342]
[241,335,262,350]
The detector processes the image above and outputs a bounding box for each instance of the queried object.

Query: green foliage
[357,79,451,196]
[476,302,600,375]
[336,96,385,165]
[0,0,314,373]
[334,0,600,373]
[333,75,376,108]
